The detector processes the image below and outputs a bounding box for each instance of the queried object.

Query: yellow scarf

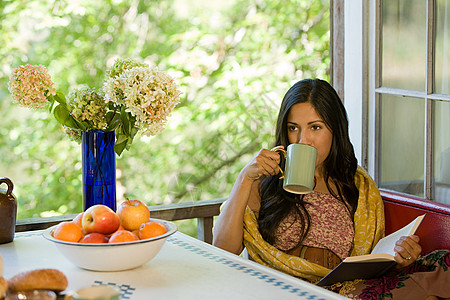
[243,166,385,283]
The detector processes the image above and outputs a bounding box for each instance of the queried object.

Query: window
[0,0,331,219]
[374,0,450,204]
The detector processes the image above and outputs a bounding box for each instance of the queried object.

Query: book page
[344,253,395,263]
[371,214,426,256]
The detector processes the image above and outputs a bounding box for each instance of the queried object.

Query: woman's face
[286,102,333,175]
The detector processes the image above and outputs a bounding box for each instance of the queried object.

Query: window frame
[363,0,450,201]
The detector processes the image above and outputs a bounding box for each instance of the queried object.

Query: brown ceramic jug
[0,177,17,244]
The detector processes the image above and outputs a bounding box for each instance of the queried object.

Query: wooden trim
[15,198,227,244]
[375,87,450,101]
[366,0,378,177]
[373,0,382,184]
[425,99,435,200]
[375,0,382,90]
[15,214,77,232]
[147,198,225,221]
[425,0,436,200]
[361,0,370,170]
[198,217,214,244]
[375,87,428,98]
[330,0,345,101]
[426,0,436,95]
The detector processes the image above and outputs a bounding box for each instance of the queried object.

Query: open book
[316,214,426,287]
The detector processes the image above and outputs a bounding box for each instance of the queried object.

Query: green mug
[273,144,317,194]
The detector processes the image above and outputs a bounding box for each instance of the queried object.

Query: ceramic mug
[67,285,121,300]
[273,144,317,194]
[0,177,17,244]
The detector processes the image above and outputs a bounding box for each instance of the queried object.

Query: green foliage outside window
[0,0,330,224]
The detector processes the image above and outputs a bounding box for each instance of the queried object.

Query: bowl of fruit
[43,200,177,272]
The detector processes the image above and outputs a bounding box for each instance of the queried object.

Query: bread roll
[0,276,7,298]
[0,253,4,276]
[8,269,68,292]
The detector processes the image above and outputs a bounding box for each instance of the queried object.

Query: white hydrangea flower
[104,66,181,137]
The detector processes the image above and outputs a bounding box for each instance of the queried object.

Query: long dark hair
[258,79,359,246]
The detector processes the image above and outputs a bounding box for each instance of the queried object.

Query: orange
[107,225,125,238]
[53,221,83,242]
[138,221,167,240]
[108,230,139,243]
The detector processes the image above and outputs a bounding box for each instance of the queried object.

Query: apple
[79,232,109,243]
[72,212,84,230]
[82,205,121,235]
[116,199,150,231]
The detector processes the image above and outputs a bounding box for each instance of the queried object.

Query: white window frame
[337,0,368,170]
[341,0,450,201]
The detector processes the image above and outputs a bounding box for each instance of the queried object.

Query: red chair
[382,191,450,254]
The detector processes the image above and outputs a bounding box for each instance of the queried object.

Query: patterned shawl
[243,166,385,283]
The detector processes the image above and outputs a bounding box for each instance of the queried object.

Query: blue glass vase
[82,130,116,211]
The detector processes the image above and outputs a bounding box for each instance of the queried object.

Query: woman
[213,79,450,299]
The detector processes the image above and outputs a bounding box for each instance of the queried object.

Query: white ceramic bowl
[43,218,177,272]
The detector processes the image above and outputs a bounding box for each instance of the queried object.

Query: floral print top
[272,191,354,260]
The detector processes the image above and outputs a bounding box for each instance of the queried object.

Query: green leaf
[115,132,128,144]
[105,111,120,131]
[106,110,116,121]
[130,127,138,139]
[53,105,79,129]
[75,121,89,132]
[47,97,57,114]
[114,140,127,156]
[51,91,67,105]
[106,119,120,132]
[120,108,130,135]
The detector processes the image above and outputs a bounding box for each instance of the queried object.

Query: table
[0,230,347,300]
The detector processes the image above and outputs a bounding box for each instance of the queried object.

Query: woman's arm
[212,148,282,255]
[212,173,260,255]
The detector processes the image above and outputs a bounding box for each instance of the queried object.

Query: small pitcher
[0,177,17,244]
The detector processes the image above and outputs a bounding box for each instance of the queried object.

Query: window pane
[436,0,450,94]
[435,100,450,204]
[379,94,424,196]
[381,0,426,91]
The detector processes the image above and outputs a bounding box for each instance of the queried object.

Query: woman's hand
[243,146,284,181]
[393,235,422,268]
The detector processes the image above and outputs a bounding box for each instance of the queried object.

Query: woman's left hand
[393,235,422,268]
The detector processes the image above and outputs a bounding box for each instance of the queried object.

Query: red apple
[82,205,120,235]
[72,212,84,230]
[79,232,109,243]
[116,199,150,231]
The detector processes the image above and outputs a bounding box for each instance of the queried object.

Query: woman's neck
[314,177,331,194]
[314,171,338,195]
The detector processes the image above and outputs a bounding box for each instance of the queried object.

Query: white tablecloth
[0,230,347,300]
